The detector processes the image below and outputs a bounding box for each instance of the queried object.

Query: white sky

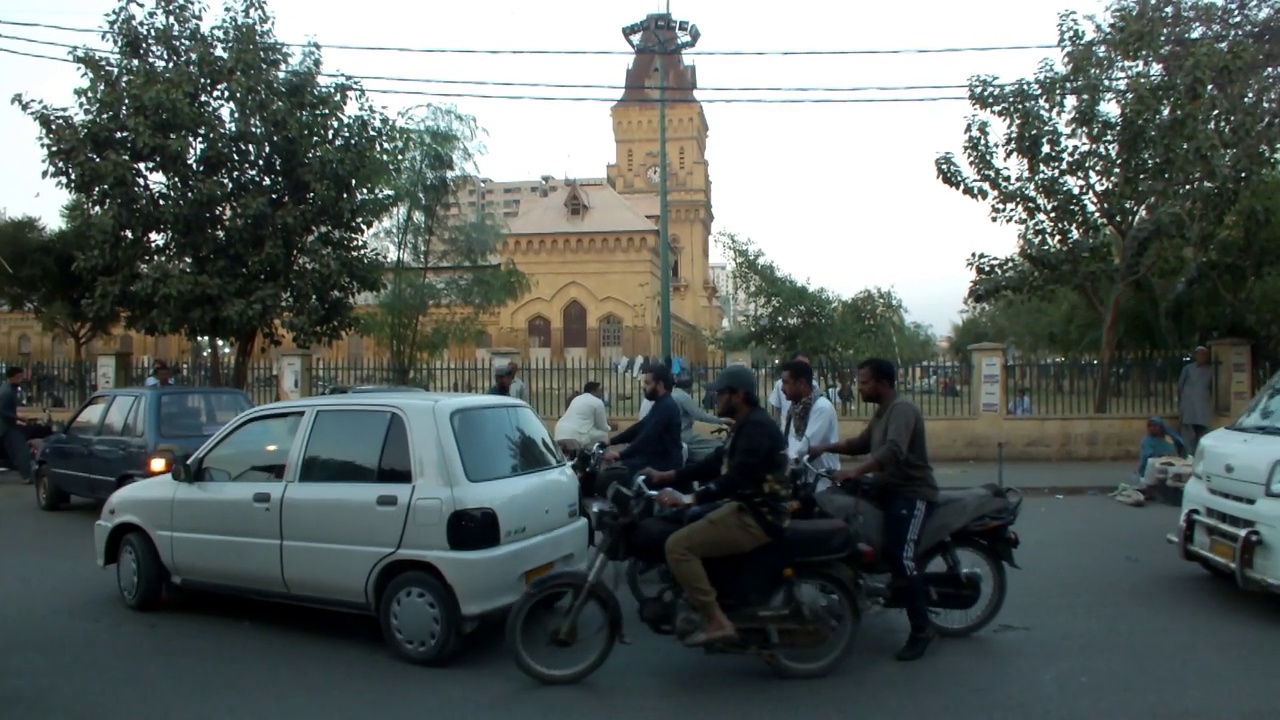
[0,0,1107,333]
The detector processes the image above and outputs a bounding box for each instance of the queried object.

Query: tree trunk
[231,332,257,390]
[1093,288,1125,414]
[209,342,224,386]
[72,340,87,399]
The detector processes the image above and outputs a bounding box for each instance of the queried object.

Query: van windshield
[1231,372,1280,433]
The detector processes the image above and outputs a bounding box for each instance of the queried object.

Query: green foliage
[359,106,530,385]
[13,0,397,388]
[936,1,1280,410]
[715,231,934,365]
[0,203,121,361]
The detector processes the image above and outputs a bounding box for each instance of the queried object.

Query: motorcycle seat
[783,518,854,559]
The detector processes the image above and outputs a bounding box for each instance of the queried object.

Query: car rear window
[451,405,563,483]
[159,392,253,438]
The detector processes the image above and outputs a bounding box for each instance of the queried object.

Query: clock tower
[606,40,719,340]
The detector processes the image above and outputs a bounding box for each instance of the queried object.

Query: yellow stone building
[1,26,723,364]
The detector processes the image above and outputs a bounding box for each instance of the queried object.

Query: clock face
[646,165,661,184]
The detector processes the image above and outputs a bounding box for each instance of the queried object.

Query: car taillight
[148,456,169,474]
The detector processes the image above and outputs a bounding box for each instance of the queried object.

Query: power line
[0,32,983,95]
[0,17,1060,57]
[0,46,971,103]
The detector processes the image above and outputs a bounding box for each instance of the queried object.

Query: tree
[936,1,1280,411]
[715,232,928,364]
[359,106,530,385]
[13,0,397,388]
[0,203,121,370]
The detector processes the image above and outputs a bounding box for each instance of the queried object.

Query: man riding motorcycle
[808,357,940,662]
[641,364,790,647]
[672,375,729,463]
[604,364,684,486]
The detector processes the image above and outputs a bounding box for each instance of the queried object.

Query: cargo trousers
[664,502,772,618]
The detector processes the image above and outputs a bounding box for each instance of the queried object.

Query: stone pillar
[1208,338,1253,419]
[968,343,1007,451]
[95,352,133,390]
[277,349,312,402]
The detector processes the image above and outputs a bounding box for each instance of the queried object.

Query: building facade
[1,22,725,364]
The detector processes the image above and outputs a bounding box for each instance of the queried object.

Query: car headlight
[1267,462,1280,498]
[1191,445,1206,479]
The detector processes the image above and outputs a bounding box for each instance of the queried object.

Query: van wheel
[378,571,462,666]
[117,531,165,611]
[34,466,67,511]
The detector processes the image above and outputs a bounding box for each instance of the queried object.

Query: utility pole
[623,11,700,363]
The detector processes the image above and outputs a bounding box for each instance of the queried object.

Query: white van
[1167,374,1280,593]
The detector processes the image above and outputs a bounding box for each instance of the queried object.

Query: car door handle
[252,492,272,503]
[375,494,398,508]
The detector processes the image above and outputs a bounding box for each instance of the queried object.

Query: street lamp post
[622,12,700,363]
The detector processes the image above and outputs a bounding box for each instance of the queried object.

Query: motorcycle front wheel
[507,578,621,685]
[764,569,860,679]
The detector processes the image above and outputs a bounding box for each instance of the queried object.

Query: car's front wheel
[34,466,67,512]
[117,531,165,611]
[378,570,462,666]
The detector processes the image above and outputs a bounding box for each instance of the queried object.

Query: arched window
[527,315,552,348]
[600,314,624,348]
[17,333,32,356]
[562,301,587,348]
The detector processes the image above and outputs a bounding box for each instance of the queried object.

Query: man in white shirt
[768,352,810,426]
[780,358,839,491]
[554,381,616,446]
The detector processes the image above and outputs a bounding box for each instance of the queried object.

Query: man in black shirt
[809,357,940,662]
[0,366,32,483]
[488,364,513,396]
[604,364,683,480]
[644,364,789,647]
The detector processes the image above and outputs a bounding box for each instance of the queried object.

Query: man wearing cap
[144,360,173,387]
[1178,346,1213,454]
[643,364,790,647]
[489,364,514,396]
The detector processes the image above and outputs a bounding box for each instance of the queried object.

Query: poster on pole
[278,355,303,402]
[980,357,1001,413]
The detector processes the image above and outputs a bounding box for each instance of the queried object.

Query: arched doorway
[563,300,587,348]
[527,315,551,349]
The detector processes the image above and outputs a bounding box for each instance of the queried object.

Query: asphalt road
[2,475,1277,720]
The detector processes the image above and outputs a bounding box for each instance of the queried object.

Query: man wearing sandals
[642,364,790,647]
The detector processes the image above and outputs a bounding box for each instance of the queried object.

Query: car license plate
[524,562,554,585]
[1208,537,1235,563]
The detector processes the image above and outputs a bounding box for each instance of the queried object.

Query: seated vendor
[1137,417,1186,493]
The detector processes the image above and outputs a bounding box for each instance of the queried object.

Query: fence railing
[1004,353,1192,416]
[3,353,1208,420]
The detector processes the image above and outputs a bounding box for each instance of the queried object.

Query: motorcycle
[626,445,1023,638]
[799,454,1023,637]
[506,473,863,684]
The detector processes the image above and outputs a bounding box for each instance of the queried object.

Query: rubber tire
[34,466,67,512]
[117,531,165,612]
[377,571,462,667]
[764,569,860,680]
[507,578,619,685]
[921,537,1008,638]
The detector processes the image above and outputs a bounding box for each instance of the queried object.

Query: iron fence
[1004,352,1193,416]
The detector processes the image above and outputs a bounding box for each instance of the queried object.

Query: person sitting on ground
[1136,417,1186,495]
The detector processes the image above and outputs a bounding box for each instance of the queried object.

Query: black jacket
[610,393,683,472]
[676,405,791,537]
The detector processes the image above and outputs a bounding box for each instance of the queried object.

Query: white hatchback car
[1168,373,1280,594]
[94,392,588,665]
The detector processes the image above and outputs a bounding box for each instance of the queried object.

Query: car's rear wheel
[34,466,67,512]
[117,531,165,611]
[378,571,462,666]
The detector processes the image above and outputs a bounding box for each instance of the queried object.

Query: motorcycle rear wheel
[507,579,619,685]
[922,538,1008,638]
[764,569,860,679]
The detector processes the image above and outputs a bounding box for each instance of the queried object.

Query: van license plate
[525,563,554,585]
[1208,538,1235,563]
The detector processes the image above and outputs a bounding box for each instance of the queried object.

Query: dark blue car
[34,386,253,510]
